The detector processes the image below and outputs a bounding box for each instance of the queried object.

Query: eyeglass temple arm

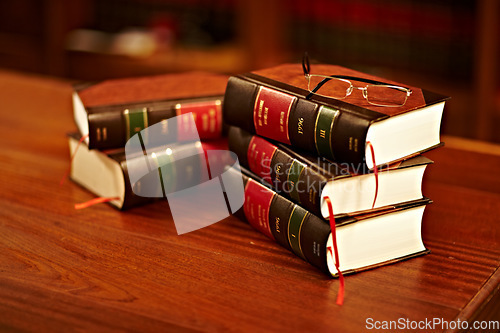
[302,52,311,75]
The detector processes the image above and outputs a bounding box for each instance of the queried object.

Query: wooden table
[0,70,498,332]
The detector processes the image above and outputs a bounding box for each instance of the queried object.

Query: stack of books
[66,60,448,304]
[67,71,229,209]
[221,60,448,302]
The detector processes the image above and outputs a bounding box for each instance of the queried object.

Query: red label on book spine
[253,86,295,144]
[247,136,277,184]
[243,179,275,240]
[176,100,223,139]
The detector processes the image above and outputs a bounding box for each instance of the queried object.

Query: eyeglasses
[302,54,412,107]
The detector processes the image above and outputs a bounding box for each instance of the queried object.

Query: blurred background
[0,0,498,143]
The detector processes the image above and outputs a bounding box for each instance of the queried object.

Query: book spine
[120,159,159,210]
[223,76,372,165]
[229,127,327,217]
[116,141,209,210]
[238,174,331,274]
[87,97,223,149]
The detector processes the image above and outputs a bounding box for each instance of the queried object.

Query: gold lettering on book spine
[124,109,130,140]
[349,137,359,152]
[297,117,304,135]
[258,100,264,126]
[309,188,316,205]
[280,111,285,133]
[314,106,339,160]
[161,119,168,134]
[202,114,209,131]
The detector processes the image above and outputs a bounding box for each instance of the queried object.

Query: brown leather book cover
[223,63,449,166]
[77,71,229,107]
[74,72,228,150]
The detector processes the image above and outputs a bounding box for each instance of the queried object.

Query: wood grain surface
[0,70,498,332]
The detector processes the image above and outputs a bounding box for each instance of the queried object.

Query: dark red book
[223,63,448,168]
[73,72,228,150]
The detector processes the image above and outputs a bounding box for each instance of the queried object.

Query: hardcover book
[235,168,431,277]
[229,126,432,219]
[73,72,228,150]
[67,133,227,210]
[223,62,448,168]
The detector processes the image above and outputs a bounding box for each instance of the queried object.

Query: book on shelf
[228,126,433,219]
[73,71,228,150]
[234,167,431,277]
[223,62,448,168]
[67,133,228,210]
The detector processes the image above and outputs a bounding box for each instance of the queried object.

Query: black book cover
[229,126,433,218]
[223,63,448,166]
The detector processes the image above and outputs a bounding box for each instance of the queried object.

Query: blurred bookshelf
[0,0,498,143]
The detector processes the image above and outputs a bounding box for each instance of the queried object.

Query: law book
[223,62,448,168]
[228,126,432,219]
[235,168,431,277]
[73,71,228,150]
[67,133,225,210]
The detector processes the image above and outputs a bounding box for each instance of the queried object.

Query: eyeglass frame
[302,54,412,107]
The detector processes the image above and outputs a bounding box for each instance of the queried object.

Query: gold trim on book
[123,109,130,141]
[287,206,297,250]
[328,109,337,158]
[142,108,148,145]
[142,107,149,128]
[287,159,306,203]
[287,206,307,260]
[313,107,319,155]
[296,211,306,261]
[253,86,264,128]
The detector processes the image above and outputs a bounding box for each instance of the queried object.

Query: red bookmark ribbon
[60,134,89,186]
[74,196,120,210]
[366,141,378,209]
[324,196,345,305]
